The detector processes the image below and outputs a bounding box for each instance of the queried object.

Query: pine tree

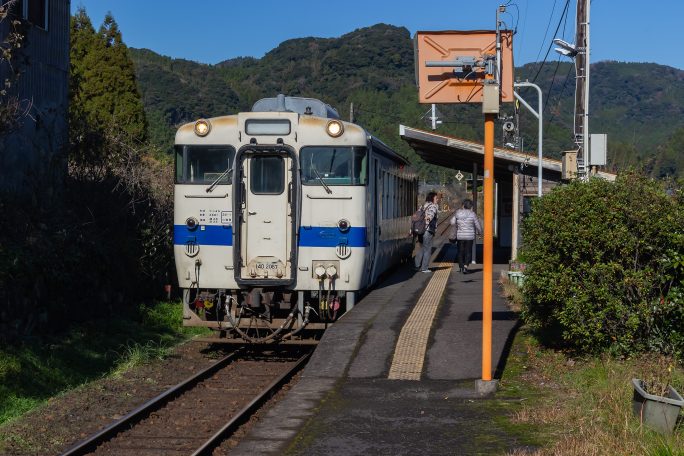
[69,7,147,165]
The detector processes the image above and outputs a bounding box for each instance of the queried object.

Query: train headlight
[194,119,211,137]
[326,120,344,138]
[326,265,337,278]
[185,217,199,231]
[315,265,327,279]
[337,219,350,232]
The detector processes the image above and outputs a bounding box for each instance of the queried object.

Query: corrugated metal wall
[19,0,70,104]
[0,0,70,194]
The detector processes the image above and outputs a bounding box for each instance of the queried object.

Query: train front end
[173,97,369,342]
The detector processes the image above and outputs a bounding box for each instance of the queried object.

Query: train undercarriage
[183,286,355,343]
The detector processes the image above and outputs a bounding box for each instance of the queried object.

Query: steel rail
[190,351,312,456]
[438,210,456,236]
[60,348,244,456]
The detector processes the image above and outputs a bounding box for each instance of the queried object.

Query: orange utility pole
[480,4,505,387]
[482,112,495,382]
[414,5,513,394]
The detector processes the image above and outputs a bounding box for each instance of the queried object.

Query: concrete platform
[231,238,522,456]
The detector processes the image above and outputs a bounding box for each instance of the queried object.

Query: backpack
[411,205,427,235]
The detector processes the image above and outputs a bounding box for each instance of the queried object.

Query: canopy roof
[399,125,615,182]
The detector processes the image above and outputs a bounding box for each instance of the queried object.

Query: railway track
[60,348,310,456]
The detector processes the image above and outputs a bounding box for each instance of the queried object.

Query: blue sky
[71,1,681,69]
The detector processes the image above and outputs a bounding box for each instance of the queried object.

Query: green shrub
[519,173,684,357]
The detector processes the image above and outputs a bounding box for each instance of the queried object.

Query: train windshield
[175,145,235,184]
[300,147,367,186]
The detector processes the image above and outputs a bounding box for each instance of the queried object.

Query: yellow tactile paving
[387,248,456,380]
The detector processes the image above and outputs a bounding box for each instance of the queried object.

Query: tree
[69,8,147,166]
[0,0,28,133]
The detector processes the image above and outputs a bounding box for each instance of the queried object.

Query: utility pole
[574,0,590,179]
[428,104,442,130]
[349,102,354,123]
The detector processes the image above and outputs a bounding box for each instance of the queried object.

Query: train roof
[368,134,410,166]
[252,95,340,119]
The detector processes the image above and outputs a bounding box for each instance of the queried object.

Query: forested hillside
[129,24,684,178]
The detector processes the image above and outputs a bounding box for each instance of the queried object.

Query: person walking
[450,199,482,274]
[414,192,439,273]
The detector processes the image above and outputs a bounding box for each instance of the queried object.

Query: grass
[0,301,208,426]
[497,328,684,455]
[495,278,684,454]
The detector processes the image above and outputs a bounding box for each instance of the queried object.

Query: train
[173,95,417,342]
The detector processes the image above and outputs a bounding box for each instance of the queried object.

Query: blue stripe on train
[298,226,367,248]
[174,225,233,246]
[173,225,367,248]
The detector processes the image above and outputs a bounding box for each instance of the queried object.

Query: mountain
[129,24,684,178]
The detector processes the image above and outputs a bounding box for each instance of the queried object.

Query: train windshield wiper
[311,167,332,194]
[206,167,233,193]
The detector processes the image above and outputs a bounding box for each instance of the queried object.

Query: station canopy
[399,125,615,182]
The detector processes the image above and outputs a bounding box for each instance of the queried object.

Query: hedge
[519,173,684,357]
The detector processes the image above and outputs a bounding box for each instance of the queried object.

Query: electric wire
[525,3,575,148]
[532,0,558,68]
[525,62,574,149]
[530,0,571,84]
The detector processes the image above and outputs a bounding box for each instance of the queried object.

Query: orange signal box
[415,30,514,104]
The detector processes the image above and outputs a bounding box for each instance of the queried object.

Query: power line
[532,0,558,66]
[531,0,571,84]
[526,62,574,148]
[543,57,562,114]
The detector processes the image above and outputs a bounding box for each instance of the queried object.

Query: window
[245,119,291,135]
[250,156,285,194]
[300,147,367,186]
[174,145,235,184]
[20,0,48,29]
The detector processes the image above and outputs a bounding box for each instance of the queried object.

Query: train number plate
[256,262,279,270]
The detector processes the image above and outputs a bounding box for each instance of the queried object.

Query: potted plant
[632,378,684,434]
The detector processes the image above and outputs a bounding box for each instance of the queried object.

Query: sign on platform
[415,30,514,104]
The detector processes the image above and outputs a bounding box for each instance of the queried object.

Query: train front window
[175,145,235,184]
[250,155,285,194]
[300,147,367,186]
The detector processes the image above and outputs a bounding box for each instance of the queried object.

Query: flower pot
[632,378,684,434]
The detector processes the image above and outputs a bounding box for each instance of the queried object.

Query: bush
[519,173,684,357]
[0,130,174,341]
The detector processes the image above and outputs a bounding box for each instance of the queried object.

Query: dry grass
[503,336,684,455]
[499,277,524,312]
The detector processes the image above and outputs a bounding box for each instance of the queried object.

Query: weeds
[502,330,684,455]
[111,341,170,377]
[0,301,207,425]
[500,277,523,312]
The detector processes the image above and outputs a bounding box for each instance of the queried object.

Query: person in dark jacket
[450,199,482,273]
[414,192,439,273]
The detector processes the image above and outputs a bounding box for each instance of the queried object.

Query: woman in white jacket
[450,199,482,274]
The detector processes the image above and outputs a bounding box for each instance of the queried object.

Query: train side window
[250,155,285,194]
[354,148,368,185]
[393,175,398,218]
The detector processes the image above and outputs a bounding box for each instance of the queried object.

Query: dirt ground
[0,341,270,456]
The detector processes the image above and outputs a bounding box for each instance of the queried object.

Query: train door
[367,157,381,283]
[238,151,293,282]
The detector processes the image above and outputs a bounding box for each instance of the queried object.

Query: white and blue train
[174,95,417,342]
